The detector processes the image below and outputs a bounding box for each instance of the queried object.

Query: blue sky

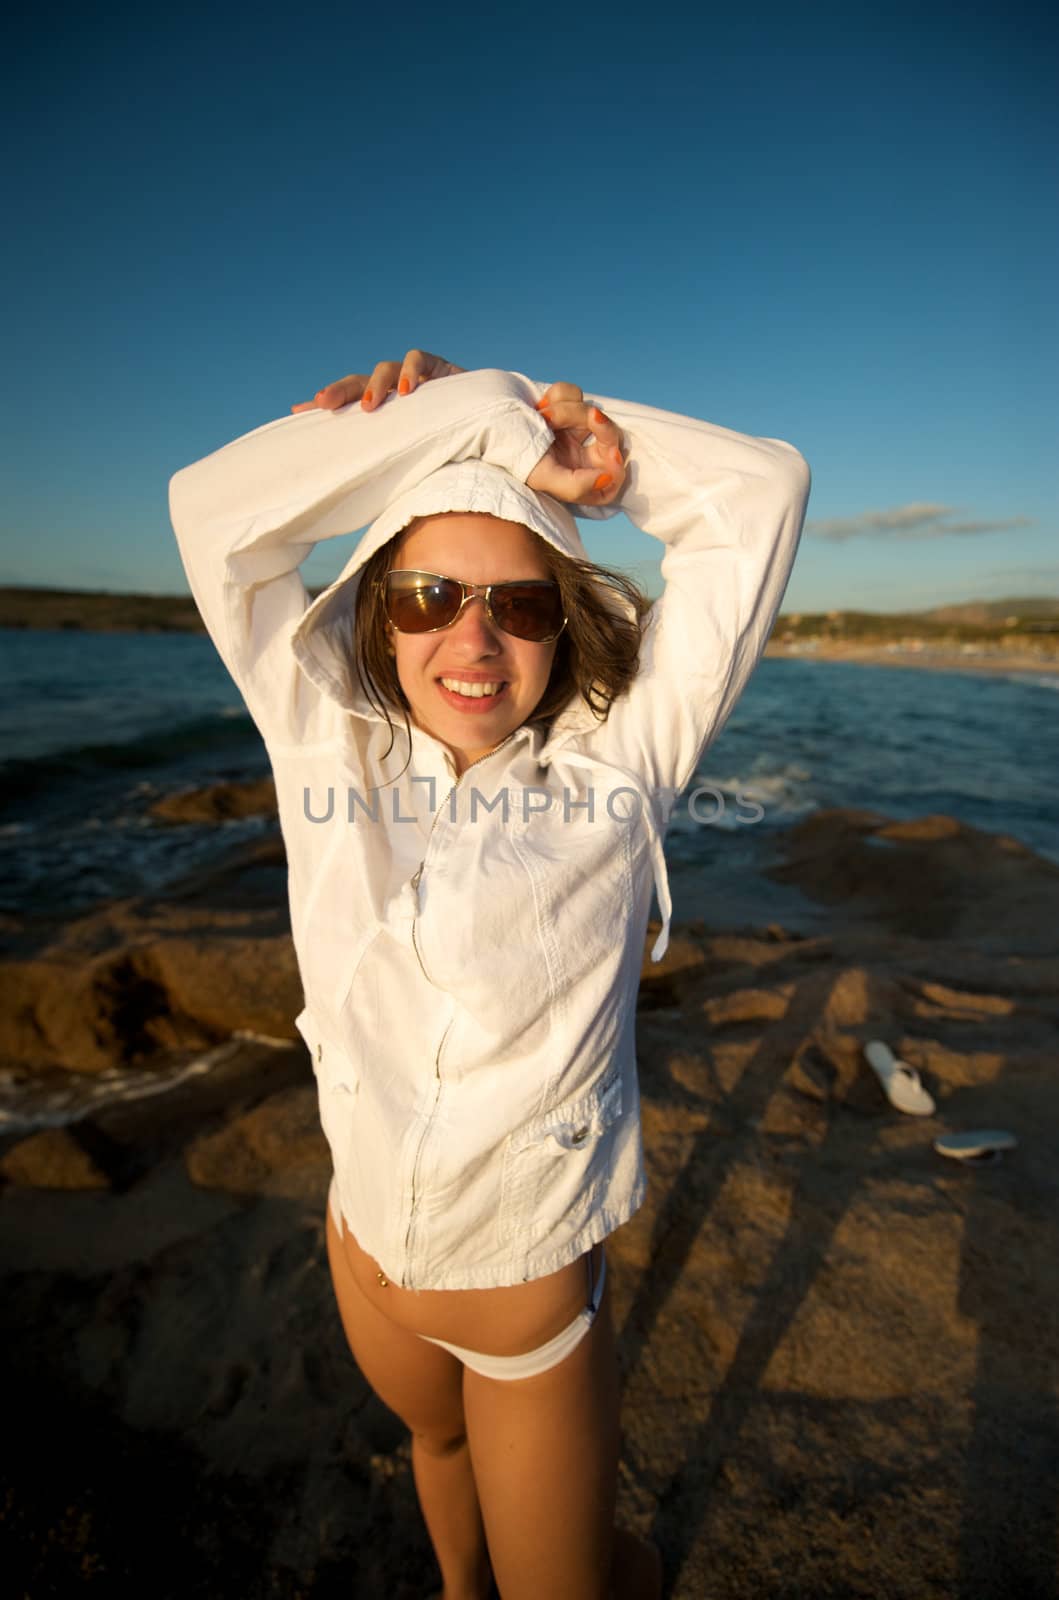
[2,2,1055,614]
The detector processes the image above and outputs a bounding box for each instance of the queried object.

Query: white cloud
[981,563,1059,583]
[806,504,1035,542]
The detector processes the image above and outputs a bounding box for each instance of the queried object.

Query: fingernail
[536,398,550,411]
[591,407,605,424]
[398,377,410,395]
[363,390,374,407]
[593,473,613,492]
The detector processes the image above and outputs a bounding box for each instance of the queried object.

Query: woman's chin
[407,697,521,769]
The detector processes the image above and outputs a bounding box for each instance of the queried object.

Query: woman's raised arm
[168,365,556,746]
[294,359,631,502]
[550,387,811,808]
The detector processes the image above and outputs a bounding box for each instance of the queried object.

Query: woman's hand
[527,382,627,507]
[291,350,467,413]
[292,361,627,509]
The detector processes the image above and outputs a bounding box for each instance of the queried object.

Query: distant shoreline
[763,642,1059,678]
[0,588,207,634]
[3,586,1058,681]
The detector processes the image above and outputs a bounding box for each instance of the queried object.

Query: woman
[169,351,811,1600]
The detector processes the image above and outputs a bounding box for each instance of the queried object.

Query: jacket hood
[290,459,594,721]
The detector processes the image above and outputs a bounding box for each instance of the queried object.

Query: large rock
[766,808,1059,952]
[0,936,301,1072]
[149,777,277,824]
[2,809,1058,1596]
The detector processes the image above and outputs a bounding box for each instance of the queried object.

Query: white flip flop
[863,1040,936,1116]
[934,1129,1018,1164]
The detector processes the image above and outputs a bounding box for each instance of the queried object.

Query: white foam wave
[0,1030,297,1137]
[669,762,817,832]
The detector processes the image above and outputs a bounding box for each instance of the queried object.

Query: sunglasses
[380,570,567,643]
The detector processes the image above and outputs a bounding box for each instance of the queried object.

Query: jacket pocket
[296,1006,360,1171]
[498,1069,624,1249]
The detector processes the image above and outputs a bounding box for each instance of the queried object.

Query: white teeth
[440,678,505,698]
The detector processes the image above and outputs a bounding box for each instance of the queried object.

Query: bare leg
[325,1204,492,1599]
[462,1269,629,1600]
[412,1432,493,1600]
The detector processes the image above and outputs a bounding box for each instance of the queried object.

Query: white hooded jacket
[169,367,810,1289]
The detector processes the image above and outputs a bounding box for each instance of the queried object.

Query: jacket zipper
[401,1010,452,1283]
[409,732,517,986]
[403,734,517,1281]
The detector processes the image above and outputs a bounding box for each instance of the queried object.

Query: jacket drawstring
[546,748,673,963]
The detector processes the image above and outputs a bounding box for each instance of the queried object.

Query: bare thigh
[325,1201,467,1449]
[463,1261,622,1600]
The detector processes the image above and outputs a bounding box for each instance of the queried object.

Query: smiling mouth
[436,677,510,711]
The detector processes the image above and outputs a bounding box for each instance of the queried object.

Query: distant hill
[0,585,324,633]
[774,597,1059,640]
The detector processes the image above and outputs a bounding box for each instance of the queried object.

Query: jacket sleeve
[168,368,554,744]
[562,388,811,807]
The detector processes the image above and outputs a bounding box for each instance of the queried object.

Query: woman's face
[387,512,559,775]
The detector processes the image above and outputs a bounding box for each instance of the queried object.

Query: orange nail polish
[536,398,551,411]
[398,377,410,395]
[363,390,373,406]
[594,473,613,492]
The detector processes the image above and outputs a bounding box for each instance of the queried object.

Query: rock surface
[2,805,1057,1598]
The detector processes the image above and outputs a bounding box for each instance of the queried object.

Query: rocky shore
[1,786,1057,1598]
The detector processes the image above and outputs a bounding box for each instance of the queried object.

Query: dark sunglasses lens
[385,574,462,632]
[491,583,564,641]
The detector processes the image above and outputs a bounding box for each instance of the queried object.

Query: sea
[2,626,1057,919]
[1,627,1056,1134]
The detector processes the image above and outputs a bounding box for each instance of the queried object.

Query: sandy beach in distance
[764,640,1059,677]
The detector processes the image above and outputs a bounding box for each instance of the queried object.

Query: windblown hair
[352,528,652,761]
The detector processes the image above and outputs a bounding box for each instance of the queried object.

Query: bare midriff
[331,1208,605,1357]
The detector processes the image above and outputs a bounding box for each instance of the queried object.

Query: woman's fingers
[528,388,628,505]
[585,407,625,473]
[536,381,583,411]
[291,373,369,413]
[292,352,467,413]
[538,398,626,473]
[539,396,621,445]
[526,454,626,505]
[399,349,467,396]
[362,360,404,410]
[360,352,468,409]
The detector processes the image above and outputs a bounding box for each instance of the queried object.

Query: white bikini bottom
[328,1175,605,1381]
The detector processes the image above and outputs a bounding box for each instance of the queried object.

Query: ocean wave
[0,1031,296,1137]
[1003,673,1059,692]
[0,711,260,809]
[0,808,275,915]
[667,761,818,835]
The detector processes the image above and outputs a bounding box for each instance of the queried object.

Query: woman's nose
[450,596,502,653]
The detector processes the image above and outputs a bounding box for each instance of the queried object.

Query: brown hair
[351,528,652,760]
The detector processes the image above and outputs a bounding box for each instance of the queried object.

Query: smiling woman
[385,513,562,772]
[169,352,810,1599]
[353,510,650,773]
